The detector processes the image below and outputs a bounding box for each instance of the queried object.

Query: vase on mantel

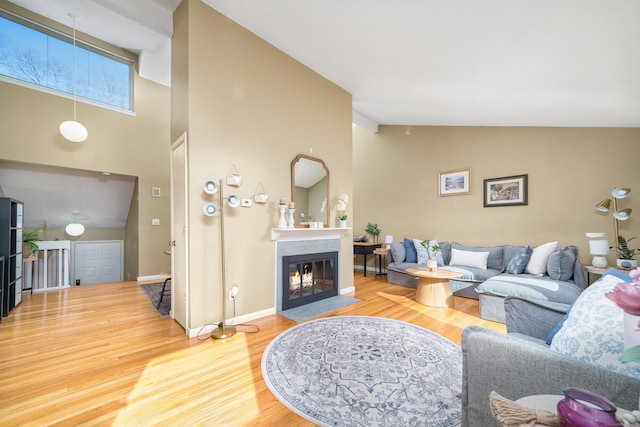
[339,220,347,229]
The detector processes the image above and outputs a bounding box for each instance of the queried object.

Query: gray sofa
[461,295,640,426]
[387,240,585,323]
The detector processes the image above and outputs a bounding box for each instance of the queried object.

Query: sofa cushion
[450,242,505,271]
[550,271,640,379]
[450,249,489,270]
[403,238,417,263]
[445,266,502,283]
[546,247,576,281]
[506,246,532,274]
[476,274,581,304]
[390,242,405,263]
[525,241,558,276]
[440,241,451,265]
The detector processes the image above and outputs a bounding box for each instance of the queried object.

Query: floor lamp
[203,179,239,339]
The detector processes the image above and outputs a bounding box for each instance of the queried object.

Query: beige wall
[0,1,171,278]
[173,0,353,331]
[353,125,640,268]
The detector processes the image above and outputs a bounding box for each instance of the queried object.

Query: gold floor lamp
[203,179,241,339]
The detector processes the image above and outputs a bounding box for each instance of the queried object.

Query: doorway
[170,133,189,329]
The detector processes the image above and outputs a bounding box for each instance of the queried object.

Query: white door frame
[170,132,190,330]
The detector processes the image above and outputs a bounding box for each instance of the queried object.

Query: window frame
[0,8,135,114]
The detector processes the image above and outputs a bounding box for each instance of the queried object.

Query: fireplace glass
[283,252,338,310]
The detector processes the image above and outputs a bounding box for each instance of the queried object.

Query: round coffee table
[405,268,464,307]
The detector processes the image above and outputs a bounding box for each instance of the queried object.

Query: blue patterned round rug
[261,316,462,426]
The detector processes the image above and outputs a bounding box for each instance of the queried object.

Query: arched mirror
[291,154,330,227]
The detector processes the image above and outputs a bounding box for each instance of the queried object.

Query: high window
[0,11,133,111]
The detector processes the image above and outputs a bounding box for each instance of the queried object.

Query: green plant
[339,214,347,221]
[23,228,42,254]
[616,235,639,260]
[364,223,381,239]
[420,239,441,259]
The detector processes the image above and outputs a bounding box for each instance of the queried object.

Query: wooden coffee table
[405,268,464,308]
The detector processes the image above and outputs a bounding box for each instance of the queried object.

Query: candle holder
[278,205,287,229]
[288,208,296,229]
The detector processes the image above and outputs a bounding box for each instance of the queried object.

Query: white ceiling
[3,0,639,230]
[8,0,640,128]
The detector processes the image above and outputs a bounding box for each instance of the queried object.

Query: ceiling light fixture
[65,210,85,236]
[59,14,88,143]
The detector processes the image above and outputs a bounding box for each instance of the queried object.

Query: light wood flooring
[0,272,505,426]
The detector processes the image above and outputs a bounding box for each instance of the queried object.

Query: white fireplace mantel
[271,227,351,241]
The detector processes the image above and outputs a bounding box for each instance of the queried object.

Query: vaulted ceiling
[3,0,639,230]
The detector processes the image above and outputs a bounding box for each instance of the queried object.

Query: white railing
[25,240,71,291]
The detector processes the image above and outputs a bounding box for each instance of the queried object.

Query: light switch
[152,218,160,226]
[241,199,252,207]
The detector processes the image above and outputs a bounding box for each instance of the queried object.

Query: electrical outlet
[229,286,239,300]
[241,199,252,207]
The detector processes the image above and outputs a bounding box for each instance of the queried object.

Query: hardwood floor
[0,273,505,426]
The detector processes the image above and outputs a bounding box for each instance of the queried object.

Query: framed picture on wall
[483,174,528,207]
[438,168,471,196]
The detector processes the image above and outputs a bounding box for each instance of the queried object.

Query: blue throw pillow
[545,301,575,345]
[506,245,532,274]
[403,237,417,263]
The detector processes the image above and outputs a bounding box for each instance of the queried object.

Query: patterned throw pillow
[550,272,640,379]
[506,246,532,274]
[413,239,428,264]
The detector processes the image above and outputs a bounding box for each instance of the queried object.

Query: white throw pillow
[525,241,558,276]
[449,248,489,270]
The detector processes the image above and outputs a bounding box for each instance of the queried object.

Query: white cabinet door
[73,241,123,285]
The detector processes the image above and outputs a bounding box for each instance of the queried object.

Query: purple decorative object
[557,388,622,427]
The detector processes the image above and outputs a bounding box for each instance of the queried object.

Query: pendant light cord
[71,14,77,121]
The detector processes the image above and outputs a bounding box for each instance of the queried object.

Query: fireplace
[282,251,338,310]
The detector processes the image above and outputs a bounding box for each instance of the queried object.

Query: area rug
[262,316,462,426]
[139,282,170,317]
[279,295,360,323]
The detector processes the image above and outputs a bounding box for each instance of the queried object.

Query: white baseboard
[186,307,277,339]
[137,274,170,283]
[341,286,355,294]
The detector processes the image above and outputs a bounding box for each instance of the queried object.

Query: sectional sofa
[387,239,585,323]
[461,269,640,426]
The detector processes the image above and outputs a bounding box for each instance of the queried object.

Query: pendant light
[59,14,88,143]
[65,210,85,237]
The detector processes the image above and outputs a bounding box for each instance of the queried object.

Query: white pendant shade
[60,120,88,142]
[65,222,85,236]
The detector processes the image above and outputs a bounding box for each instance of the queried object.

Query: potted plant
[365,223,381,243]
[421,239,441,271]
[337,194,348,228]
[23,228,42,258]
[616,235,639,269]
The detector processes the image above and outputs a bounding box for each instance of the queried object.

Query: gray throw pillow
[506,245,532,274]
[547,247,576,281]
[390,243,406,263]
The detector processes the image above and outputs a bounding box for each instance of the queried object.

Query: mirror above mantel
[291,154,330,227]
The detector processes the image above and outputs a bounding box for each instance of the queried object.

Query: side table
[373,248,389,278]
[353,242,382,277]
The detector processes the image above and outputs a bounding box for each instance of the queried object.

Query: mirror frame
[291,154,330,227]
